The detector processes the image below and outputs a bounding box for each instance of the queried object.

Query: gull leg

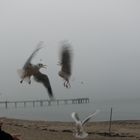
[64,81,68,88]
[68,82,71,88]
[67,80,71,88]
[64,81,66,87]
[65,80,71,88]
[20,75,25,84]
[65,82,69,88]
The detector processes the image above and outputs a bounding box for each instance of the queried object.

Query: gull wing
[34,72,54,99]
[71,112,80,123]
[82,110,100,126]
[60,42,72,76]
[23,41,44,69]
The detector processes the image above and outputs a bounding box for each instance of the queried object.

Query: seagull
[17,41,54,99]
[71,110,100,138]
[58,41,73,88]
[17,41,44,84]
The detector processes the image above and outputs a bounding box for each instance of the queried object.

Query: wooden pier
[0,98,89,109]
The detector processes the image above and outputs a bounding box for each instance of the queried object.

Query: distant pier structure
[0,98,89,109]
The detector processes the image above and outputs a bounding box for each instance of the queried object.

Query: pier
[0,98,89,109]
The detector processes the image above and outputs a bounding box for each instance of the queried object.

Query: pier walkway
[0,98,90,109]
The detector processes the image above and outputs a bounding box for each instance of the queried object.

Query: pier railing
[0,98,90,109]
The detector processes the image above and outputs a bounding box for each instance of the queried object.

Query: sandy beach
[0,117,140,140]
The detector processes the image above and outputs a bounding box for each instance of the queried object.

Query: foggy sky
[0,0,140,101]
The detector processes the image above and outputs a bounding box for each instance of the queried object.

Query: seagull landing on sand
[17,41,54,99]
[58,41,73,88]
[71,110,100,138]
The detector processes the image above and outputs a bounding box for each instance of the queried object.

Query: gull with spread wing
[71,110,100,138]
[58,41,73,88]
[17,41,54,99]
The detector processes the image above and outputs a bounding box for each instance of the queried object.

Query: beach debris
[17,41,54,99]
[58,41,73,88]
[71,110,100,138]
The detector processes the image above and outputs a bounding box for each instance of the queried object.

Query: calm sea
[0,98,139,122]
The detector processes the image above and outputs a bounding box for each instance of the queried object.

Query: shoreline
[1,117,140,140]
[1,116,140,124]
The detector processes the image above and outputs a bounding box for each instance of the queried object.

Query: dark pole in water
[109,107,113,135]
[33,101,35,108]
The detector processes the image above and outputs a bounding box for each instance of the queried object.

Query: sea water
[0,98,139,122]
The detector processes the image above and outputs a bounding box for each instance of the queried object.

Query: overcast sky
[0,0,140,101]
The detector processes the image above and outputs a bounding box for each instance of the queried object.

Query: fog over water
[0,98,139,121]
[0,0,140,120]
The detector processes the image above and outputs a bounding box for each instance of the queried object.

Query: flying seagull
[58,41,73,88]
[17,41,54,99]
[18,41,44,84]
[71,110,100,138]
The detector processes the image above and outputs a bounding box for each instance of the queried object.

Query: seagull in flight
[71,110,100,138]
[58,41,73,88]
[17,41,54,99]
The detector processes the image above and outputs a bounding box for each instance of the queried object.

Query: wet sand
[1,117,140,140]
